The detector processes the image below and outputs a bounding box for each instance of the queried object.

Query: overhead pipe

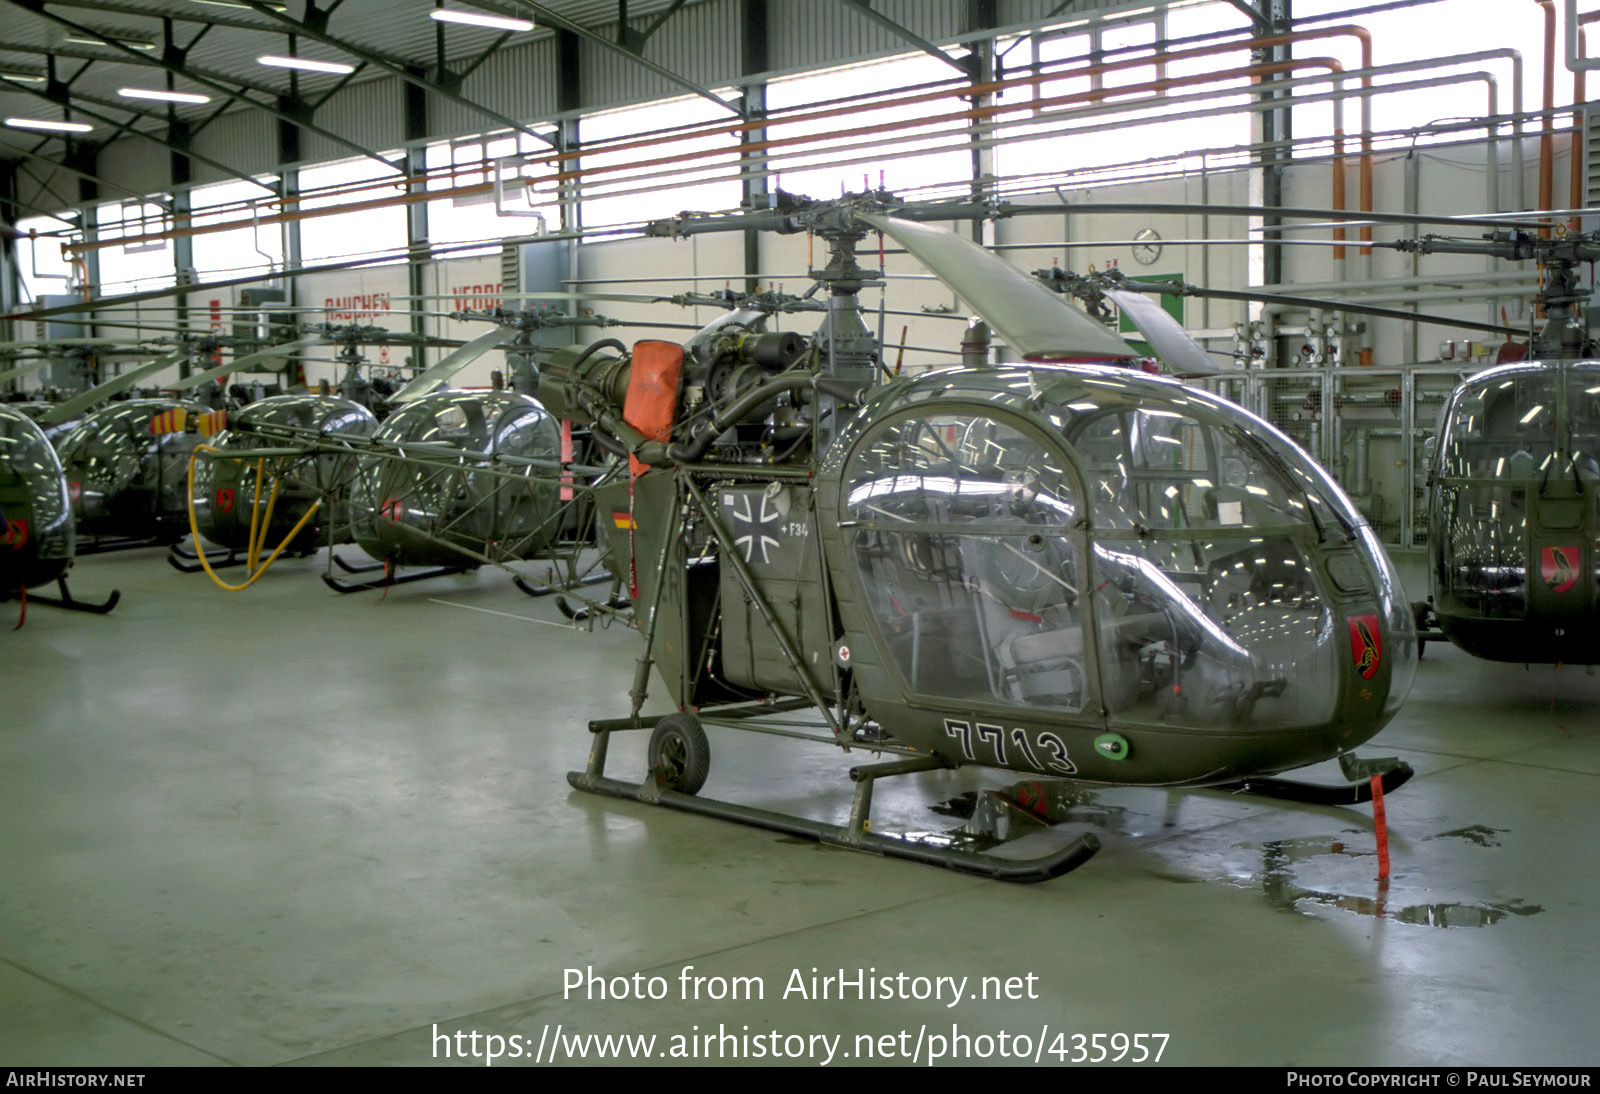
[65,63,1507,262]
[67,25,1385,254]
[559,68,1503,237]
[1563,0,1600,69]
[1537,0,1557,237]
[1573,25,1587,231]
[64,57,1360,256]
[65,54,1515,266]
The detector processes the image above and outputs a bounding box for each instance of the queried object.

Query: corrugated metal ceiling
[0,0,700,164]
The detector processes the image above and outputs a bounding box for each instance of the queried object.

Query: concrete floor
[2,546,1598,1067]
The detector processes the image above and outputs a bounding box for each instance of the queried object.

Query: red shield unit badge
[1541,546,1579,594]
[1348,614,1381,680]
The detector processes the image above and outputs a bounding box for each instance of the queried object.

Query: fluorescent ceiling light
[6,117,93,133]
[64,32,155,50]
[0,70,46,83]
[119,87,212,104]
[257,55,355,74]
[193,0,287,9]
[429,9,535,32]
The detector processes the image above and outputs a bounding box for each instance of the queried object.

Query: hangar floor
[3,547,1597,1068]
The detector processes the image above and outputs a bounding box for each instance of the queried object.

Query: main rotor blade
[0,360,49,385]
[1102,288,1221,378]
[0,337,153,349]
[39,350,186,426]
[1177,285,1521,337]
[390,326,512,402]
[162,336,324,391]
[858,213,1132,361]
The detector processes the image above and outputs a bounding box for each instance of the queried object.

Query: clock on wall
[1131,227,1163,265]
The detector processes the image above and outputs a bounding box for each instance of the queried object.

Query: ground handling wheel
[648,713,710,795]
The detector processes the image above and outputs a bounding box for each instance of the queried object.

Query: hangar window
[993,5,1253,187]
[14,214,77,303]
[766,54,973,201]
[96,199,176,295]
[578,94,743,231]
[1291,2,1562,149]
[297,155,408,266]
[426,127,561,256]
[190,178,285,280]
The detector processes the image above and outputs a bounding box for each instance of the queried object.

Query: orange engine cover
[624,340,684,476]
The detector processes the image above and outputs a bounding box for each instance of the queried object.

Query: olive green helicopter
[534,191,1428,882]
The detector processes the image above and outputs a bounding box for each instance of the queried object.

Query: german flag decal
[1348,614,1382,680]
[1541,546,1579,594]
[611,511,636,530]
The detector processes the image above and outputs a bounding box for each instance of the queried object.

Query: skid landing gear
[1216,753,1414,806]
[568,712,1101,884]
[513,569,613,599]
[1411,600,1445,658]
[321,559,470,593]
[169,545,242,572]
[26,576,121,614]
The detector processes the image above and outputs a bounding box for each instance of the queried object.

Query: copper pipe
[1573,26,1587,231]
[72,27,1383,256]
[1537,0,1556,237]
[70,58,1353,258]
[157,27,1380,230]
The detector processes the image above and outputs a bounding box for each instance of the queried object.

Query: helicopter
[1401,229,1600,664]
[0,403,120,618]
[535,191,1419,883]
[173,308,626,597]
[178,391,377,581]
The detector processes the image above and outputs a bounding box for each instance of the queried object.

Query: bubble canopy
[1428,360,1600,659]
[824,365,1415,775]
[351,390,562,568]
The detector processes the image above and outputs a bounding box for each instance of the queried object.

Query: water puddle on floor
[917,783,1542,929]
[1249,834,1544,929]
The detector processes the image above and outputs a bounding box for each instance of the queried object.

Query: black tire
[648,713,710,795]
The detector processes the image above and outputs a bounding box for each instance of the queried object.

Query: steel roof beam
[1222,0,1273,30]
[618,0,688,55]
[1,74,283,194]
[236,0,559,147]
[0,3,398,174]
[832,0,976,77]
[7,145,144,201]
[476,0,740,114]
[22,0,279,35]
